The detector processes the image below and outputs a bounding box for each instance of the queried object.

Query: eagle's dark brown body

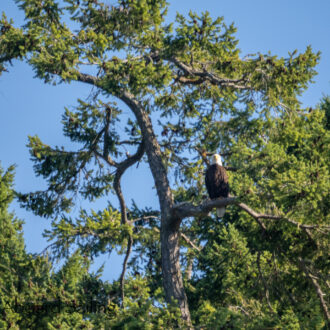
[205,164,229,199]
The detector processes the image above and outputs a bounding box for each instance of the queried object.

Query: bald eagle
[205,154,229,217]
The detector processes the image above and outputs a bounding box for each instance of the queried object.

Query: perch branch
[172,197,238,219]
[172,197,328,233]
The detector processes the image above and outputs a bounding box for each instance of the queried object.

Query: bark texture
[76,75,193,324]
[120,91,192,325]
[161,225,191,322]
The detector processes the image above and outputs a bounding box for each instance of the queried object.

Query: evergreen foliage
[0,165,182,328]
[1,0,329,327]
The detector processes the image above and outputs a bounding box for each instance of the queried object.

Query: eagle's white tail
[216,207,226,218]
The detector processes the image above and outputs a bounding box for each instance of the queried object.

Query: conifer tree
[0,165,93,328]
[1,165,182,328]
[1,1,329,327]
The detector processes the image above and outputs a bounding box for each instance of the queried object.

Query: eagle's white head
[211,154,223,166]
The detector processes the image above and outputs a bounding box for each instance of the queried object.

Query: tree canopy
[0,0,329,328]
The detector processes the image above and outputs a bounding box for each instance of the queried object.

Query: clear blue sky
[1,0,329,279]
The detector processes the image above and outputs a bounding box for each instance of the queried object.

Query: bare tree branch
[180,233,202,252]
[94,150,117,167]
[39,242,57,256]
[119,235,133,305]
[257,252,275,313]
[102,105,112,159]
[172,197,328,233]
[76,52,252,93]
[184,256,193,281]
[114,141,145,223]
[169,57,251,90]
[237,202,328,230]
[172,197,238,219]
[237,203,267,231]
[117,139,140,145]
[76,72,100,86]
[298,258,330,322]
[129,215,159,224]
[228,305,250,316]
[113,139,145,306]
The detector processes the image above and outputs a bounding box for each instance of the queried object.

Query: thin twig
[237,202,327,230]
[180,233,202,252]
[39,242,57,255]
[228,305,250,316]
[129,215,159,224]
[257,252,275,313]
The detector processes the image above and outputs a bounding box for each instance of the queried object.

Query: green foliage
[0,165,183,328]
[0,165,89,328]
[185,106,329,328]
[44,206,132,259]
[319,95,330,129]
[1,0,329,328]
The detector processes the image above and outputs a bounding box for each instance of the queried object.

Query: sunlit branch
[77,72,100,86]
[172,197,238,219]
[119,235,133,306]
[180,233,202,252]
[94,150,117,167]
[129,215,159,224]
[169,57,251,90]
[172,197,328,232]
[228,305,250,316]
